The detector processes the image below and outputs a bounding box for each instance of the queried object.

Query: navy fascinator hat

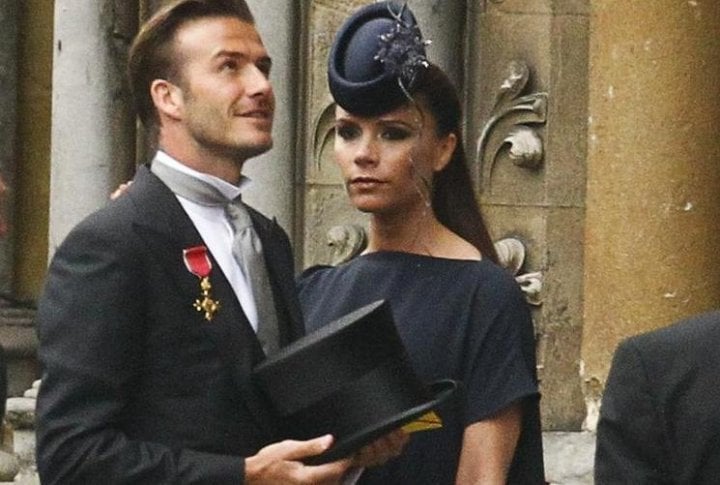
[328,1,430,117]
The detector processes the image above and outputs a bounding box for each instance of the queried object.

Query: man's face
[171,16,275,161]
[0,176,7,238]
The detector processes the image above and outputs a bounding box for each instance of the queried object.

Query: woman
[298,2,544,484]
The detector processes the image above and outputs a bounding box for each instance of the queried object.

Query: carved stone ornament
[313,102,337,171]
[494,237,543,306]
[475,60,548,192]
[327,224,368,265]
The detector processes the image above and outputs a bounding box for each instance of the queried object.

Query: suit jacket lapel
[127,165,277,437]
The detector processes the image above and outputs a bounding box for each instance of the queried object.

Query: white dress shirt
[154,151,260,331]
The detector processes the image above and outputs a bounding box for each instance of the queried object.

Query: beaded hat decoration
[328,1,431,116]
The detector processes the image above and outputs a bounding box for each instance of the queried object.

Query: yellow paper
[402,411,443,434]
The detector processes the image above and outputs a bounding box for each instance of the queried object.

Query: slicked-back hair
[128,0,255,140]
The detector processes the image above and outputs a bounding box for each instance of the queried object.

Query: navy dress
[298,251,545,484]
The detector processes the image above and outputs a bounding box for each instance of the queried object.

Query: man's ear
[433,132,457,172]
[150,79,183,121]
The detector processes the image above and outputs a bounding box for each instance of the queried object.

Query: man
[595,310,720,484]
[35,1,404,483]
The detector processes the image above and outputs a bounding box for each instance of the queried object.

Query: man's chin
[241,139,273,160]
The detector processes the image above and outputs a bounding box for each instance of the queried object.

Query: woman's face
[333,102,455,216]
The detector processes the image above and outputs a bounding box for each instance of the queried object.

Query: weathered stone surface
[50,0,138,255]
[5,398,35,431]
[242,0,298,239]
[482,0,589,16]
[581,0,720,400]
[0,450,19,482]
[0,0,18,296]
[543,431,595,484]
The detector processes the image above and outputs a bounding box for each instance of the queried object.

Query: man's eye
[221,60,238,72]
[336,125,360,140]
[257,61,272,78]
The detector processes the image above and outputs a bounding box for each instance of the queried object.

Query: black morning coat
[35,164,304,484]
[595,310,720,484]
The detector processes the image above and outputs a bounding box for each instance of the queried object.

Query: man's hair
[128,0,254,140]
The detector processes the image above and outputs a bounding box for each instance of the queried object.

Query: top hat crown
[252,300,456,464]
[328,1,429,117]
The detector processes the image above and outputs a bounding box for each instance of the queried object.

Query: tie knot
[226,200,252,231]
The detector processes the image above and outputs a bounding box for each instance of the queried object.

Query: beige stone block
[467,13,552,206]
[545,15,589,207]
[483,204,586,428]
[482,0,589,16]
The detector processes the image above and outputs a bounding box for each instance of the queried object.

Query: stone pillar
[49,1,138,255]
[406,0,465,86]
[466,1,590,430]
[241,0,299,244]
[581,0,720,428]
[0,1,18,296]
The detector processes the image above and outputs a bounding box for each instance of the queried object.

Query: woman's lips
[349,177,385,189]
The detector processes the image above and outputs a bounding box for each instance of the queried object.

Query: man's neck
[157,139,245,186]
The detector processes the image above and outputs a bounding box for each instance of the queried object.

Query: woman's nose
[352,136,378,167]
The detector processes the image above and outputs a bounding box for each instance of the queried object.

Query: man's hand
[110,181,133,200]
[245,435,351,485]
[351,428,409,468]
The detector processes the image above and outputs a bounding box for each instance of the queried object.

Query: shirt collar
[154,150,250,201]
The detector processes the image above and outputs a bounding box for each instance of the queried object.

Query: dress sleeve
[595,338,669,483]
[462,278,539,425]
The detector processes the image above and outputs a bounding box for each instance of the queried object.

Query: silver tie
[225,199,280,355]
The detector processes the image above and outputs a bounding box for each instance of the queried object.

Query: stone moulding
[327,224,367,265]
[494,237,543,306]
[312,102,337,172]
[475,60,548,192]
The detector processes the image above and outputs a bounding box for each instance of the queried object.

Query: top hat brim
[304,378,457,465]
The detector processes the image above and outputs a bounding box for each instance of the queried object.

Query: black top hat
[327,1,429,117]
[252,300,456,464]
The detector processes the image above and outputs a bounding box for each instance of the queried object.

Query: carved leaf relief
[475,60,548,192]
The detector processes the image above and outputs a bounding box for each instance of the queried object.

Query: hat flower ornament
[328,1,431,116]
[374,2,431,99]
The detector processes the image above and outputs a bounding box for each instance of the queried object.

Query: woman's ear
[150,79,184,122]
[433,132,457,172]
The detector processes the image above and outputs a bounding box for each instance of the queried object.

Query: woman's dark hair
[412,63,499,263]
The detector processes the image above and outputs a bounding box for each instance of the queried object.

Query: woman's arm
[455,402,523,485]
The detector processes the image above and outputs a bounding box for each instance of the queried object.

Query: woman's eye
[381,127,411,141]
[336,125,360,140]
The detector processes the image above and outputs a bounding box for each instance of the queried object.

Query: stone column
[406,0,465,86]
[0,0,18,296]
[581,0,720,428]
[49,1,138,255]
[241,0,299,244]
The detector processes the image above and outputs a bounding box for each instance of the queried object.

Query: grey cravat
[151,159,280,355]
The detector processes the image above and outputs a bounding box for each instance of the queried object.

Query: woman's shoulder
[297,264,335,286]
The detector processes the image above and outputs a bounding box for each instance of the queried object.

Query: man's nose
[247,66,272,98]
